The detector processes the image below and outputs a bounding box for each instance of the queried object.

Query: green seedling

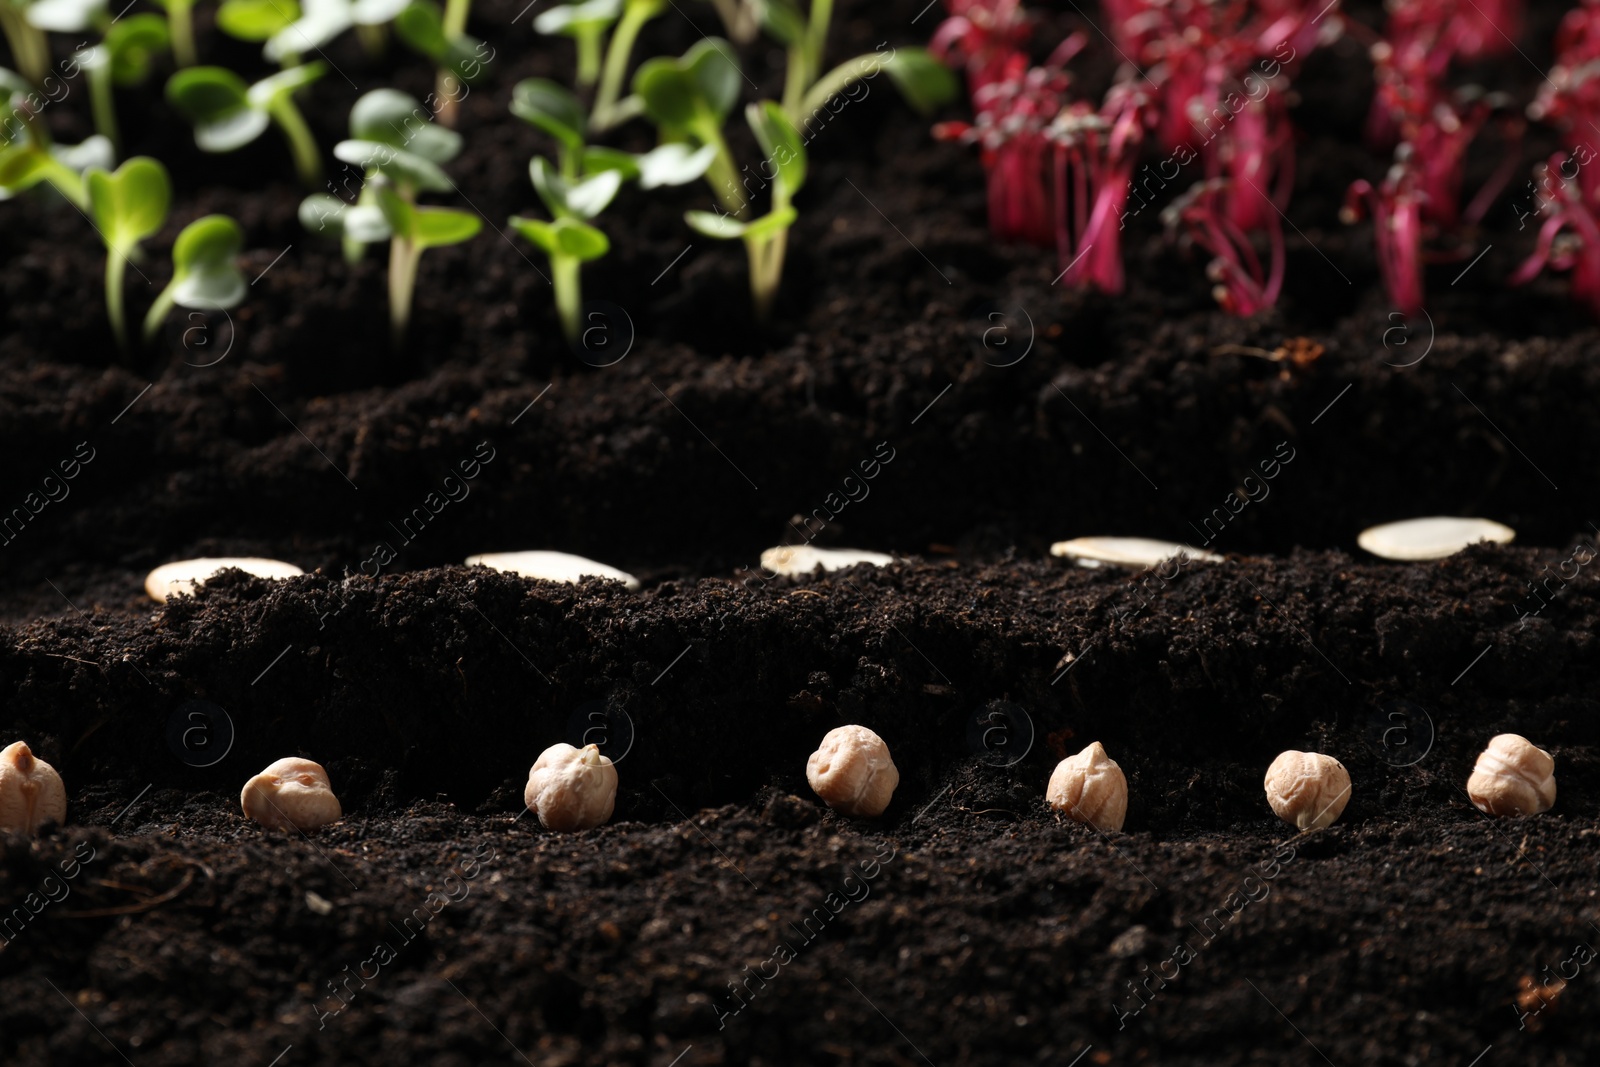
[151,0,199,66]
[0,0,50,83]
[0,67,112,207]
[632,37,747,216]
[685,101,803,320]
[704,0,756,43]
[166,62,327,186]
[590,0,662,130]
[75,15,171,155]
[246,0,410,65]
[299,88,480,342]
[506,73,712,341]
[24,0,105,33]
[509,163,619,343]
[534,0,621,89]
[758,0,955,125]
[85,156,170,351]
[395,0,485,126]
[143,213,247,342]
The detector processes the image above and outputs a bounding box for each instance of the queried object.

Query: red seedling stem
[1052,82,1149,294]
[1511,151,1600,318]
[1164,178,1285,315]
[1343,156,1425,316]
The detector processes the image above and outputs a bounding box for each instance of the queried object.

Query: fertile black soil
[3,0,1598,1062]
[3,552,1599,1064]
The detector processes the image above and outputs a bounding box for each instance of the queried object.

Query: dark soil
[3,551,1599,1065]
[3,0,1599,1063]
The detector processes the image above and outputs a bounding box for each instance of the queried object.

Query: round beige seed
[145,557,304,603]
[0,742,68,835]
[524,743,618,831]
[1046,741,1128,831]
[241,757,342,832]
[1467,734,1556,817]
[806,725,899,817]
[1264,751,1351,830]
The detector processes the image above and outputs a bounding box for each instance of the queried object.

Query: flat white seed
[0,742,67,835]
[806,725,899,817]
[240,757,342,832]
[1467,733,1556,817]
[1050,537,1223,569]
[1264,751,1351,830]
[145,557,304,603]
[524,742,618,831]
[1046,741,1128,832]
[1357,517,1515,561]
[760,545,895,576]
[466,551,640,591]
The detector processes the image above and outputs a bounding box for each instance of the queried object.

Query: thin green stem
[442,0,470,38]
[592,0,657,131]
[388,236,422,346]
[268,95,322,186]
[434,69,462,127]
[0,6,49,84]
[805,0,832,81]
[168,0,197,67]
[142,283,177,344]
[552,254,581,344]
[782,42,807,120]
[576,29,602,87]
[356,21,385,58]
[105,247,129,353]
[800,53,877,120]
[694,118,748,218]
[88,65,120,157]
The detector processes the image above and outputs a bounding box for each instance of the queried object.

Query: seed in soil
[524,742,618,831]
[0,742,67,835]
[806,725,899,817]
[465,550,640,590]
[144,557,304,602]
[759,545,895,576]
[1050,536,1223,569]
[240,757,343,832]
[1264,751,1351,830]
[1045,741,1127,832]
[1467,734,1556,817]
[1356,517,1516,561]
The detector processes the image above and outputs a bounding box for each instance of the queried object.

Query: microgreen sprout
[0,0,51,83]
[1164,177,1285,317]
[1050,81,1148,294]
[1510,151,1600,318]
[254,0,411,66]
[535,0,622,88]
[143,214,248,343]
[509,72,713,339]
[510,162,620,345]
[299,88,481,342]
[151,0,200,67]
[74,15,170,155]
[395,0,486,126]
[684,100,804,320]
[1341,154,1424,316]
[0,69,112,207]
[166,62,328,186]
[634,38,748,216]
[85,156,170,351]
[593,0,665,131]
